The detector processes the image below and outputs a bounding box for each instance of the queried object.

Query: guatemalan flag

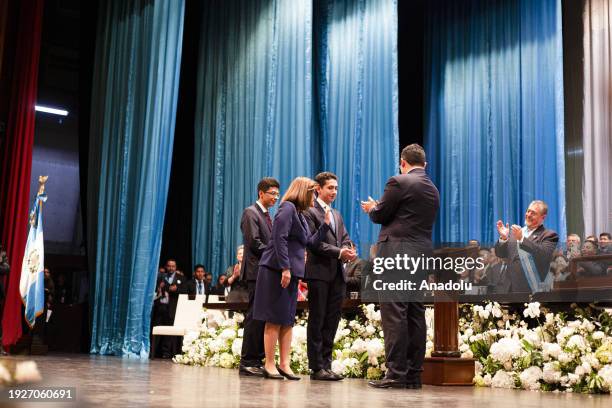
[19,191,47,328]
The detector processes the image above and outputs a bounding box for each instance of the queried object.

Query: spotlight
[35,105,69,116]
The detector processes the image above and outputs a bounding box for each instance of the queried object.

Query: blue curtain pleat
[315,0,399,254]
[88,0,184,358]
[192,0,312,278]
[193,0,398,277]
[424,0,566,244]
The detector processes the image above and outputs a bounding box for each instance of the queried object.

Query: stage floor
[0,354,609,407]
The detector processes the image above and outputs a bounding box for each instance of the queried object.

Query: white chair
[152,294,205,351]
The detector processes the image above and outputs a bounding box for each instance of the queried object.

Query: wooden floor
[0,354,610,407]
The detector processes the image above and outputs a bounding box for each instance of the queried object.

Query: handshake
[339,245,358,263]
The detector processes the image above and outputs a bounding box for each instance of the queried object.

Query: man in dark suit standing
[494,200,559,293]
[361,144,440,389]
[239,177,280,376]
[303,172,356,381]
[154,259,184,358]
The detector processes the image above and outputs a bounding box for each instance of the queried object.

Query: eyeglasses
[265,191,280,198]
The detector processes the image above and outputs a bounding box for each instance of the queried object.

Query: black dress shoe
[262,367,285,380]
[277,366,301,381]
[325,369,344,380]
[368,378,407,388]
[310,369,338,381]
[239,366,264,377]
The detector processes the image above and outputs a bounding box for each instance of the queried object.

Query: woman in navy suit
[253,177,330,380]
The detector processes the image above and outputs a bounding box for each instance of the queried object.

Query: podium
[422,247,476,385]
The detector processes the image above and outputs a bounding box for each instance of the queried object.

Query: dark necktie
[198,282,202,295]
[264,212,272,228]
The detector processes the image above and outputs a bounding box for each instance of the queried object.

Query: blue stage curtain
[192,0,312,279]
[424,0,566,244]
[314,0,399,254]
[87,0,184,357]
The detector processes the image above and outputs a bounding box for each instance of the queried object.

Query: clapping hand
[360,196,377,213]
[496,220,509,240]
[511,224,523,241]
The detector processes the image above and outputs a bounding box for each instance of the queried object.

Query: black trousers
[307,273,345,371]
[240,280,265,367]
[380,301,426,382]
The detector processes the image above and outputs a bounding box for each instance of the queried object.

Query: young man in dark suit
[181,264,207,296]
[238,177,280,376]
[361,144,440,389]
[494,200,559,293]
[303,172,356,381]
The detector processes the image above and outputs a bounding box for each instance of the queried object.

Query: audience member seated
[225,245,243,290]
[586,235,598,244]
[599,232,611,254]
[210,275,229,296]
[182,264,207,296]
[576,241,606,277]
[548,255,570,282]
[565,233,581,259]
[204,272,213,294]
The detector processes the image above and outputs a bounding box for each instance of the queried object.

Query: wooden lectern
[422,246,476,385]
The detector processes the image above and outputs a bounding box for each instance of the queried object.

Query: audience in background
[566,233,581,259]
[599,232,611,254]
[153,259,184,358]
[211,275,228,296]
[182,264,207,296]
[225,245,243,290]
[576,241,606,276]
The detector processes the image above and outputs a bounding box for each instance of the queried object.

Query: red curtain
[0,0,44,348]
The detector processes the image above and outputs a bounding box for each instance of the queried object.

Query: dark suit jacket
[369,168,440,246]
[494,224,559,293]
[259,201,330,279]
[240,203,273,282]
[181,278,207,296]
[303,200,352,282]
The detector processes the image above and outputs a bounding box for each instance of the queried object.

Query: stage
[1,354,609,407]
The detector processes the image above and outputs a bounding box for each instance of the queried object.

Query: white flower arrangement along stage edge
[174,302,612,394]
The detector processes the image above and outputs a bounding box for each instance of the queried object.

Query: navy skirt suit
[253,201,329,326]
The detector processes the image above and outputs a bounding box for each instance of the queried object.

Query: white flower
[234,313,245,324]
[593,331,605,340]
[567,320,581,329]
[598,365,612,391]
[542,342,562,360]
[238,328,244,337]
[292,326,307,346]
[491,303,503,318]
[331,359,345,375]
[366,338,384,359]
[219,328,237,341]
[14,362,42,384]
[566,335,588,351]
[581,319,595,333]
[545,313,555,325]
[519,366,542,390]
[543,362,562,384]
[209,338,226,353]
[490,338,523,364]
[219,352,235,368]
[523,302,541,319]
[558,352,574,364]
[491,370,515,389]
[556,327,575,344]
[231,338,243,356]
[350,338,367,354]
[365,325,376,336]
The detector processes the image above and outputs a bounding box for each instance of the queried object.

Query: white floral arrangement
[0,360,42,386]
[174,302,612,393]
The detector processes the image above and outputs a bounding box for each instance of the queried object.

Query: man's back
[369,168,439,245]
